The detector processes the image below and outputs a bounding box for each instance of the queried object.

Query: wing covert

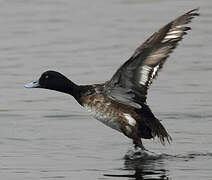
[103,8,199,107]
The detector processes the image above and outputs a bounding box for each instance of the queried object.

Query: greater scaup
[25,9,199,150]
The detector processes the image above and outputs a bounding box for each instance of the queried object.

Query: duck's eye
[45,75,49,79]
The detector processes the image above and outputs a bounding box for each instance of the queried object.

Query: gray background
[0,0,211,179]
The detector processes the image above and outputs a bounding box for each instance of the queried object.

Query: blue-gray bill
[24,81,40,88]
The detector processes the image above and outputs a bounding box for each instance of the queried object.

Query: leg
[133,138,146,150]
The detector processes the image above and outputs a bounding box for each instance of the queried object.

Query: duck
[25,9,199,150]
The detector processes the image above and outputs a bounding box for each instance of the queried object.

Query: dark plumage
[25,9,199,150]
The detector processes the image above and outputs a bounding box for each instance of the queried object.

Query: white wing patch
[138,65,152,86]
[124,113,136,126]
[138,64,160,86]
[152,64,160,78]
[162,25,184,43]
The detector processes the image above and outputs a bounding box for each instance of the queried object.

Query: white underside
[123,113,136,126]
[83,105,121,132]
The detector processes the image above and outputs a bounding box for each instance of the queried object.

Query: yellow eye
[45,75,49,79]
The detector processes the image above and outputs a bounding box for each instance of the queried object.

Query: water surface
[0,0,212,179]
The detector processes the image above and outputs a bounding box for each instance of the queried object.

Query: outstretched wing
[103,8,199,107]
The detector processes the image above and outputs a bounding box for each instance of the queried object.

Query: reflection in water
[124,158,169,180]
[104,150,212,179]
[105,157,169,180]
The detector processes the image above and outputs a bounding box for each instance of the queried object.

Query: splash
[124,147,163,160]
[124,148,212,161]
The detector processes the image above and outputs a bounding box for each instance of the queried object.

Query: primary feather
[104,8,199,108]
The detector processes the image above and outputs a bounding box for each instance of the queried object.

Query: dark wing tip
[187,7,200,14]
[173,8,200,26]
[186,8,200,17]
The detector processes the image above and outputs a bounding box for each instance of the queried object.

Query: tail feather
[137,104,172,145]
[151,119,172,145]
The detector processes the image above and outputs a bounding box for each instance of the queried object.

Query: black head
[39,71,71,89]
[25,70,78,96]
